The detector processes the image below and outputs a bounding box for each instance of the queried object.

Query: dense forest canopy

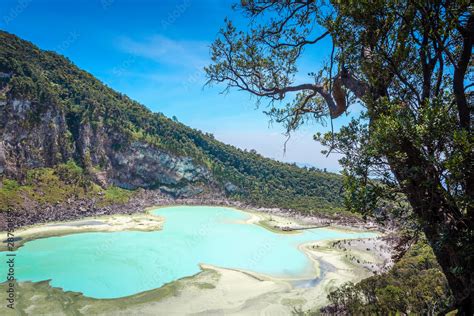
[206,0,473,313]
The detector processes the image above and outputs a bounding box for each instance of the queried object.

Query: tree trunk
[386,137,474,315]
[400,184,473,314]
[423,223,473,315]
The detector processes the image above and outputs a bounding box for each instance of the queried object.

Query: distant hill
[0,30,345,217]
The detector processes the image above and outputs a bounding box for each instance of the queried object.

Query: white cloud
[117,35,209,68]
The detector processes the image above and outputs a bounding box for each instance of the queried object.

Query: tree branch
[453,12,473,131]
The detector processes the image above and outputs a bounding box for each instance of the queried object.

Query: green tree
[206,0,473,313]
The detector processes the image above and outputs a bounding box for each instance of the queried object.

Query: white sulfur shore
[0,213,164,251]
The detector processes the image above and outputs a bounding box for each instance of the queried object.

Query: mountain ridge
[0,30,347,223]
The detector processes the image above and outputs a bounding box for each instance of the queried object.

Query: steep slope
[0,30,344,217]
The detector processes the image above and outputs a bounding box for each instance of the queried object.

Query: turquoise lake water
[1,206,376,298]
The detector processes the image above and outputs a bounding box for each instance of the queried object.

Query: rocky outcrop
[0,98,73,179]
[0,94,213,196]
[108,141,211,189]
[224,181,239,193]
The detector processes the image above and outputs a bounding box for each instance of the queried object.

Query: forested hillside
[0,31,344,215]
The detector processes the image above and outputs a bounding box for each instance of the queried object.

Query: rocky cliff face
[0,97,72,176]
[108,141,211,193]
[0,78,213,197]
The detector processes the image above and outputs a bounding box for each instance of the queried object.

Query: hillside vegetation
[0,31,345,215]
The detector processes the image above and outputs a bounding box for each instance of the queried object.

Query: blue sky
[0,0,359,171]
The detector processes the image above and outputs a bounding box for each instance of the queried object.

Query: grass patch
[257,219,299,234]
[0,178,29,209]
[99,186,134,206]
[0,161,135,210]
[193,282,216,289]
